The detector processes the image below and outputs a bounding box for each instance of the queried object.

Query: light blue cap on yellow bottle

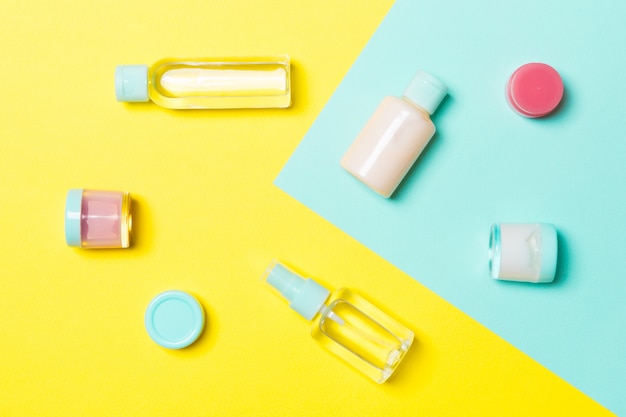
[145,290,205,349]
[264,261,330,321]
[403,70,448,114]
[65,188,83,247]
[115,65,149,102]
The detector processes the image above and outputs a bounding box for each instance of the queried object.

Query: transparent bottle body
[80,190,132,248]
[311,287,414,383]
[148,56,291,109]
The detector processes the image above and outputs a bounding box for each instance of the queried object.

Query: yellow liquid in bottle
[149,56,291,109]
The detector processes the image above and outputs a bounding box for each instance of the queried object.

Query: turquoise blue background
[276,0,626,414]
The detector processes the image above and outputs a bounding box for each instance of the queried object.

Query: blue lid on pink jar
[65,189,83,247]
[506,63,564,118]
[64,188,132,249]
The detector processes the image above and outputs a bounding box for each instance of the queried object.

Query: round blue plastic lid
[65,189,83,247]
[145,290,205,349]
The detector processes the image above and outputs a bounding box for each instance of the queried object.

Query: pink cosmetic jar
[65,189,132,249]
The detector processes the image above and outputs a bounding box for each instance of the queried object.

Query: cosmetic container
[341,70,447,198]
[263,261,414,383]
[506,63,563,118]
[489,223,558,283]
[145,290,205,349]
[115,56,291,109]
[65,189,132,249]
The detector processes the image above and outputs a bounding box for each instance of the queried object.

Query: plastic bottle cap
[264,261,330,321]
[115,65,149,102]
[145,290,205,349]
[506,63,563,118]
[65,189,83,247]
[402,70,448,114]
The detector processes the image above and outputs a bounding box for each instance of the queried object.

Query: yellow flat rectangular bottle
[116,55,291,109]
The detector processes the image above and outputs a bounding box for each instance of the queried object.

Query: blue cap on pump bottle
[263,261,330,320]
[115,65,149,102]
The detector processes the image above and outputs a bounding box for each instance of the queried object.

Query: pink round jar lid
[506,63,564,118]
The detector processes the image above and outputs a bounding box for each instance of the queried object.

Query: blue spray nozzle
[263,261,330,321]
[265,261,305,302]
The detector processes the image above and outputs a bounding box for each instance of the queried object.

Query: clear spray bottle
[115,55,290,109]
[263,261,414,383]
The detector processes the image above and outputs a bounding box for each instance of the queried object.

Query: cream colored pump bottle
[341,71,447,198]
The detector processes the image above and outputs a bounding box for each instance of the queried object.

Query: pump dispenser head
[263,261,330,320]
[403,70,447,114]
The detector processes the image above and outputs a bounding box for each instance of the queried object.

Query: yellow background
[0,1,612,415]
